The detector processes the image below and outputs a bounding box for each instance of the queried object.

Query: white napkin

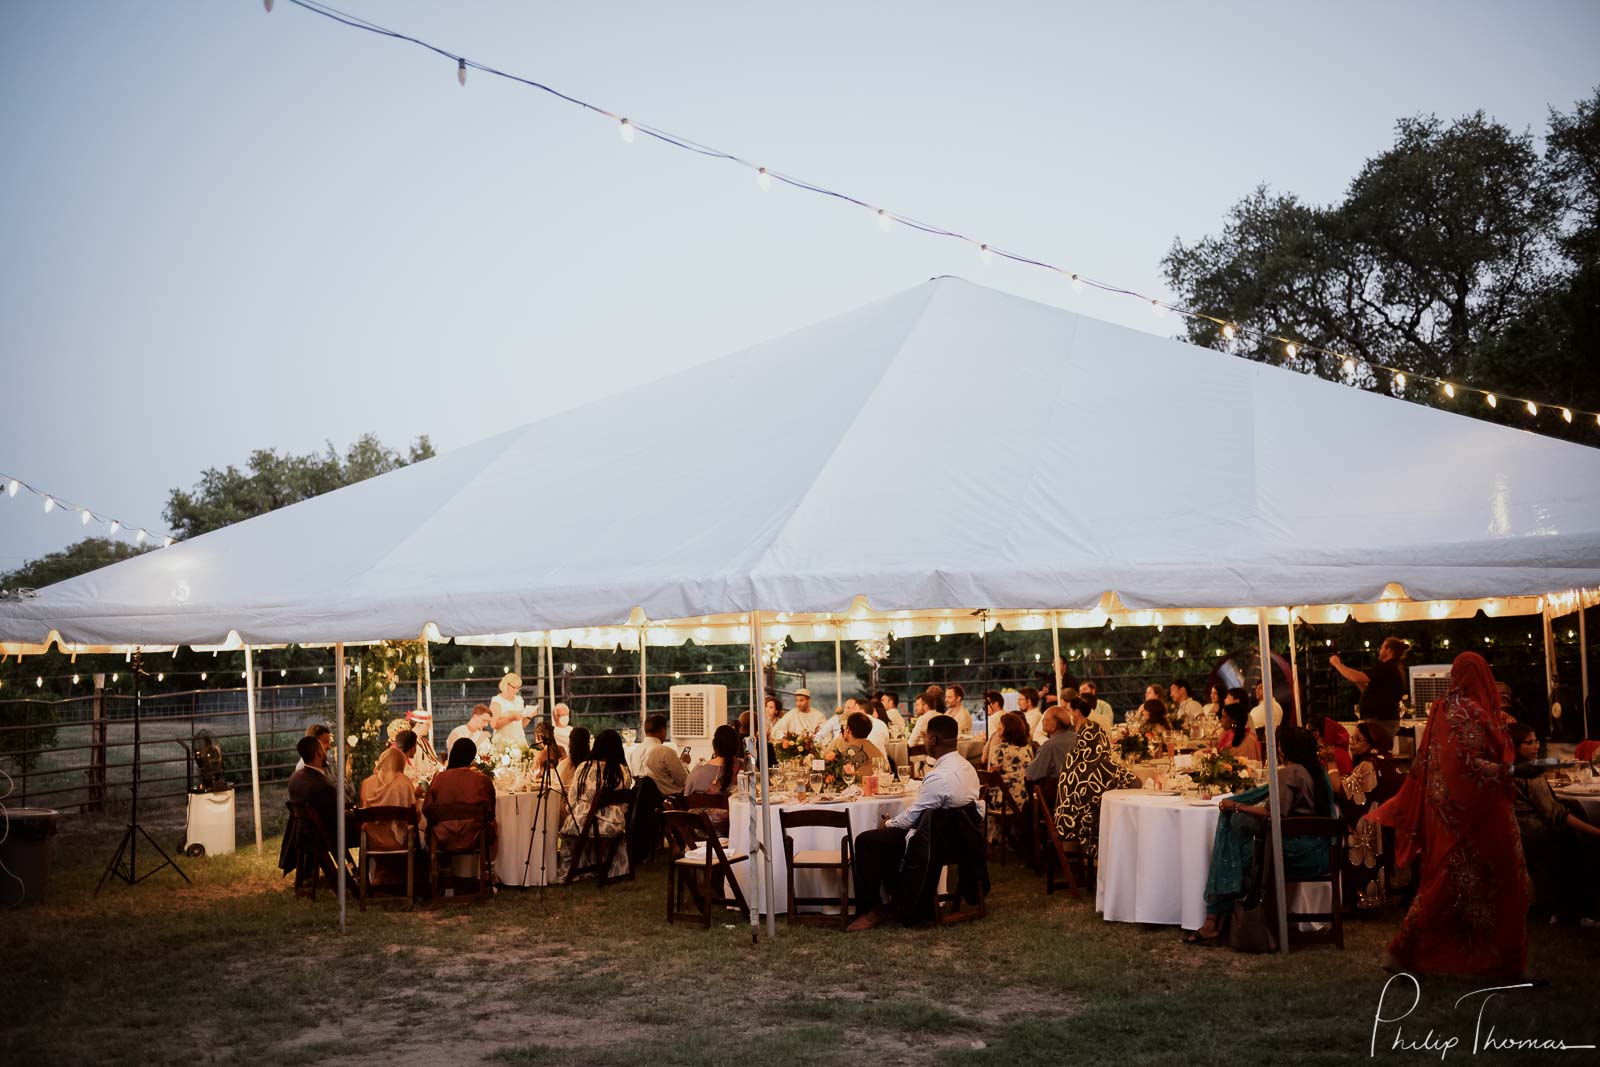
[835,785,863,801]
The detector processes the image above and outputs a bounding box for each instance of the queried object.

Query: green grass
[1,791,1596,1065]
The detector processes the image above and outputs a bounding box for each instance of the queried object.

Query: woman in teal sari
[1185,726,1336,943]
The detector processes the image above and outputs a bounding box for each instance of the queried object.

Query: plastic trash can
[1,807,59,906]
[184,788,237,857]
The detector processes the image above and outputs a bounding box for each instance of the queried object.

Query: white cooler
[185,788,237,857]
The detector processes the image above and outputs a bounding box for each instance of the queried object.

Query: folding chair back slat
[778,808,853,929]
[662,810,749,927]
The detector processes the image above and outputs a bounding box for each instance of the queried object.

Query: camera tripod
[96,651,190,895]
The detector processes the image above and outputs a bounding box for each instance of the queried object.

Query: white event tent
[5,277,1598,941]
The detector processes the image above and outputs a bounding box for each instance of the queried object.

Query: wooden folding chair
[933,805,989,925]
[663,810,750,927]
[1029,781,1083,895]
[562,786,636,887]
[286,801,344,901]
[357,805,418,911]
[976,770,1017,866]
[423,801,493,905]
[1277,816,1345,949]
[778,808,853,929]
[907,744,929,780]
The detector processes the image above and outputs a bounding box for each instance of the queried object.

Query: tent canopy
[4,277,1599,651]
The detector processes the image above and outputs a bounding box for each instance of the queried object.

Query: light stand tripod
[519,743,561,895]
[96,650,191,895]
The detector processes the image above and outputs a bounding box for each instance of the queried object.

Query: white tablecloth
[1097,789,1222,931]
[1556,787,1600,823]
[728,791,918,914]
[885,738,985,772]
[493,787,565,887]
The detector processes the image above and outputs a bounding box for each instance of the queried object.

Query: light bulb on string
[136,529,148,544]
[1284,342,1298,359]
[1221,324,1236,340]
[80,510,91,525]
[163,537,174,548]
[1443,383,1455,399]
[457,59,466,87]
[200,671,207,681]
[43,496,54,513]
[875,208,891,232]
[978,244,992,266]
[1342,357,1356,375]
[1070,274,1084,294]
[1561,408,1572,424]
[109,520,120,535]
[1486,393,1498,408]
[1150,299,1164,316]
[1394,372,1407,391]
[618,118,635,143]
[755,167,772,192]
[1525,400,1537,416]
[6,479,16,497]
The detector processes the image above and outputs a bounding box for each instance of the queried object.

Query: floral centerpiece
[476,735,544,789]
[772,731,818,765]
[1110,722,1150,763]
[1188,747,1255,796]
[817,744,872,793]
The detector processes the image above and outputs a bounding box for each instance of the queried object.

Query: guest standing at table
[1185,726,1334,944]
[1370,652,1529,977]
[1334,721,1403,913]
[1053,709,1136,865]
[1507,722,1600,925]
[1247,681,1285,735]
[426,738,497,854]
[557,727,591,792]
[489,672,531,748]
[847,716,981,931]
[1330,637,1409,750]
[558,729,633,883]
[944,684,974,734]
[770,688,825,741]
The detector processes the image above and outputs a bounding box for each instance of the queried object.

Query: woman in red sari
[1370,652,1528,978]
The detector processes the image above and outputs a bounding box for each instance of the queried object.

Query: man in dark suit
[288,735,343,843]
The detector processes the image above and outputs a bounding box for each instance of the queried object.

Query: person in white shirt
[769,688,826,741]
[875,691,908,738]
[943,684,974,735]
[1078,681,1115,733]
[980,690,1009,766]
[444,705,493,760]
[550,702,573,749]
[1016,686,1046,745]
[1169,679,1204,729]
[489,672,531,747]
[813,699,855,747]
[1247,681,1285,732]
[847,716,981,931]
[904,693,943,747]
[629,713,688,797]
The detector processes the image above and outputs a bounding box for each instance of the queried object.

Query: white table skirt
[728,792,916,914]
[1556,788,1600,824]
[493,787,566,887]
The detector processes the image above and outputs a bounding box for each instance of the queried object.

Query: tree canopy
[1163,91,1599,444]
[0,538,147,592]
[163,433,435,538]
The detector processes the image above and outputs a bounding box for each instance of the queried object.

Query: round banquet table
[1555,784,1600,823]
[885,738,986,772]
[1096,789,1222,930]
[728,789,921,915]
[493,786,565,887]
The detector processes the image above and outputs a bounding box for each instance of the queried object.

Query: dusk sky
[3,0,1597,570]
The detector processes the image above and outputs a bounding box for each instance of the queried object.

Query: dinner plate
[1185,798,1219,806]
[1142,789,1180,797]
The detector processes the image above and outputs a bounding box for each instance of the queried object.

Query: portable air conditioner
[668,684,728,749]
[1409,665,1452,713]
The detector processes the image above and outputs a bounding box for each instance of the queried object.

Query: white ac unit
[669,684,728,744]
[1409,665,1452,713]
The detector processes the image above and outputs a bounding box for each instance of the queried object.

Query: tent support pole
[1050,612,1064,706]
[1287,610,1302,727]
[334,642,346,933]
[1543,604,1558,715]
[243,646,263,855]
[422,641,434,750]
[834,622,844,711]
[1580,598,1590,740]
[513,641,522,686]
[752,611,776,936]
[1257,614,1288,954]
[638,627,647,736]
[545,640,557,730]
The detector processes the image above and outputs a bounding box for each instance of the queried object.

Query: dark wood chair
[906,744,929,779]
[357,805,418,911]
[286,801,346,901]
[680,791,730,813]
[663,810,750,927]
[935,860,988,924]
[562,786,635,887]
[1276,816,1345,949]
[1030,781,1083,895]
[778,808,853,929]
[976,770,1018,866]
[422,801,493,905]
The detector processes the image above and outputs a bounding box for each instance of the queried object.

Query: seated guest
[289,734,343,841]
[426,738,496,854]
[558,728,633,882]
[1337,721,1403,913]
[1247,681,1285,733]
[814,698,860,747]
[630,712,688,797]
[1078,681,1115,733]
[550,703,573,748]
[445,705,493,760]
[1015,686,1045,745]
[1509,723,1600,924]
[1186,727,1335,943]
[823,711,886,763]
[770,688,826,740]
[875,691,908,738]
[359,747,422,886]
[556,727,591,791]
[1217,694,1261,762]
[684,724,744,831]
[984,711,1036,841]
[294,724,336,783]
[1169,679,1204,728]
[847,715,981,931]
[1140,699,1176,758]
[406,709,443,774]
[531,720,564,778]
[1308,711,1354,778]
[1054,709,1137,865]
[943,684,974,734]
[1024,704,1079,786]
[864,696,895,749]
[980,691,1008,765]
[1128,685,1166,728]
[905,693,941,747]
[392,729,421,784]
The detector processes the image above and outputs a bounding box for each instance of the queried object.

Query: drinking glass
[809,771,823,794]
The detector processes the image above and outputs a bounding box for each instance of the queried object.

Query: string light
[42,496,54,513]
[1394,372,1407,391]
[5,479,15,497]
[1284,342,1297,358]
[1486,394,1498,408]
[979,244,993,266]
[80,510,91,525]
[1562,408,1573,423]
[1,471,178,546]
[1221,324,1236,340]
[756,167,772,192]
[262,0,1600,435]
[1443,383,1455,398]
[1525,400,1538,416]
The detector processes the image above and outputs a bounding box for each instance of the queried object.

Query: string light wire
[257,0,1598,433]
[0,472,177,548]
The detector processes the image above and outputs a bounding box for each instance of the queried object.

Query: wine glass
[808,770,823,795]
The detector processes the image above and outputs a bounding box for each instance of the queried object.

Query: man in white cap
[770,687,826,741]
